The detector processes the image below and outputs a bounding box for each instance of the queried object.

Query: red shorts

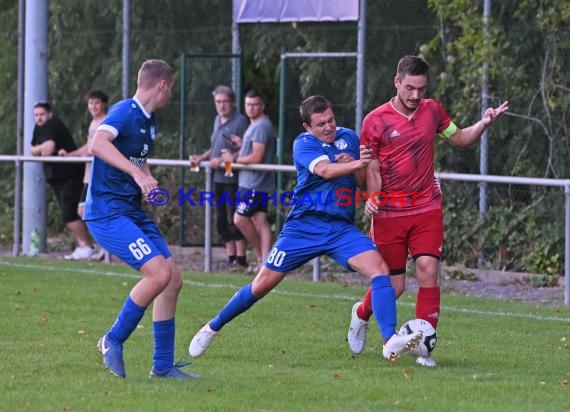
[370,208,444,275]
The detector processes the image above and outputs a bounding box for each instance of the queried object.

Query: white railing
[2,154,569,305]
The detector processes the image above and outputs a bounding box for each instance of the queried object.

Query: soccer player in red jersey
[347,55,508,367]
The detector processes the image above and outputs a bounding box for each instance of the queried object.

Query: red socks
[416,286,440,328]
[357,285,441,329]
[357,288,373,321]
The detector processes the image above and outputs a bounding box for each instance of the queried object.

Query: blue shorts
[264,215,378,273]
[86,211,171,270]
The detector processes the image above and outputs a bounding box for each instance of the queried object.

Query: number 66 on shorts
[85,211,171,270]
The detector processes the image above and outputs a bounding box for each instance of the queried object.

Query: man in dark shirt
[30,102,95,260]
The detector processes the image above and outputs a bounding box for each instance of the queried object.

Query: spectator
[30,102,95,260]
[59,89,109,218]
[59,90,109,261]
[221,90,276,269]
[190,85,249,269]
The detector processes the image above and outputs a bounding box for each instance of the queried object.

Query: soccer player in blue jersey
[189,95,422,361]
[84,59,199,379]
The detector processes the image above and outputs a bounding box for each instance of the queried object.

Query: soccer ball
[398,318,437,357]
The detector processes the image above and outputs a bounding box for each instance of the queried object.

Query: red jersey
[360,98,455,217]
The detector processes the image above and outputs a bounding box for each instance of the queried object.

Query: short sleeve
[360,113,379,160]
[293,135,328,174]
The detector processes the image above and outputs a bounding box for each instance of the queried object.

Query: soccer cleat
[347,302,368,354]
[65,246,95,260]
[416,355,437,367]
[97,335,125,378]
[382,331,423,361]
[90,246,106,261]
[189,323,218,357]
[149,360,203,379]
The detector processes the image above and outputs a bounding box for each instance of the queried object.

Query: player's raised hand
[482,101,509,126]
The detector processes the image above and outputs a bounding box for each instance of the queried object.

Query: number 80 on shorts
[266,247,286,267]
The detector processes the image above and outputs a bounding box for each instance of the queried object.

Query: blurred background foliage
[0,0,567,278]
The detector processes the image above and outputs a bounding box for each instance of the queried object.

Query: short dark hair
[244,89,264,103]
[34,102,52,112]
[85,89,109,104]
[396,55,430,79]
[299,95,332,125]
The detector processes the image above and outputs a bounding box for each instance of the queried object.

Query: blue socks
[153,318,175,373]
[107,295,146,344]
[210,284,260,331]
[370,275,397,341]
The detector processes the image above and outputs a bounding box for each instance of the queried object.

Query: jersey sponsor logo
[141,144,149,156]
[390,129,400,138]
[129,157,146,168]
[334,138,348,150]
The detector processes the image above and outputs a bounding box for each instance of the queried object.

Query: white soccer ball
[398,318,437,357]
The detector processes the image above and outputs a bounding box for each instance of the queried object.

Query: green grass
[1,257,569,412]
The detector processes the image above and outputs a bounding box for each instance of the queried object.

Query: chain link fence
[1,1,568,283]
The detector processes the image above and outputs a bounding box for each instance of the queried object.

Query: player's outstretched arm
[313,145,370,180]
[449,101,509,148]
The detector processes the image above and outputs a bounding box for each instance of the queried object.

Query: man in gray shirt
[191,85,249,269]
[222,90,275,268]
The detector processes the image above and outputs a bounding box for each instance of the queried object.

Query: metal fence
[1,154,569,305]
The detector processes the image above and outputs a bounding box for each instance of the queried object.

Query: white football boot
[189,323,218,357]
[382,331,423,361]
[347,302,368,354]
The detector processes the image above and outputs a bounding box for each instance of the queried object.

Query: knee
[233,213,246,227]
[168,268,183,293]
[415,264,439,287]
[153,269,172,290]
[250,279,271,298]
[394,284,406,298]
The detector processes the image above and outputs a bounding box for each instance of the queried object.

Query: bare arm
[313,145,371,180]
[236,141,265,164]
[364,159,382,216]
[30,140,56,157]
[196,148,212,161]
[59,142,89,157]
[90,130,157,195]
[449,101,509,148]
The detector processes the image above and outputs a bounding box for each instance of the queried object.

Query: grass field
[1,257,569,412]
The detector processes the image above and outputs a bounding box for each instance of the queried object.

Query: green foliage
[2,258,570,411]
[443,190,563,280]
[0,1,567,279]
[427,0,570,178]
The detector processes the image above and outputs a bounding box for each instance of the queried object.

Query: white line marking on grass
[2,259,569,323]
